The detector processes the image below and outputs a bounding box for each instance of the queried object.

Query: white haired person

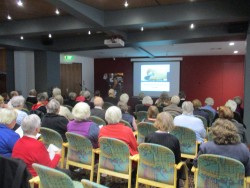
[98,106,138,156]
[12,114,61,177]
[201,97,217,119]
[118,101,137,131]
[83,90,94,109]
[225,99,244,127]
[174,101,206,142]
[11,96,28,125]
[67,102,100,148]
[26,89,37,104]
[104,88,118,105]
[54,95,73,121]
[136,96,153,112]
[0,108,20,157]
[163,95,183,117]
[41,99,68,142]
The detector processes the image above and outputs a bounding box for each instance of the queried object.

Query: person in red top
[99,106,138,156]
[12,114,61,177]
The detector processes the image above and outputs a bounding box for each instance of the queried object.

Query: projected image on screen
[141,65,170,92]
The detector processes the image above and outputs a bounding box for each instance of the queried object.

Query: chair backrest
[138,143,177,186]
[66,132,93,165]
[120,119,132,129]
[89,116,106,126]
[81,179,108,188]
[201,109,214,126]
[40,127,63,149]
[32,163,80,188]
[135,104,144,112]
[196,154,245,188]
[25,101,33,111]
[102,102,114,110]
[137,122,157,144]
[136,111,148,122]
[170,126,197,156]
[64,105,73,112]
[194,115,208,129]
[99,137,130,174]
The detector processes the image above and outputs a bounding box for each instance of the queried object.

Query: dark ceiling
[0,0,249,57]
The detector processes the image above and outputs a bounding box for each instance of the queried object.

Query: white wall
[14,51,35,98]
[60,54,94,93]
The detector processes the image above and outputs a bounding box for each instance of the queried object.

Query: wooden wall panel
[60,63,82,97]
[0,49,7,93]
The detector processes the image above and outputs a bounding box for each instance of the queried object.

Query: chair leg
[60,146,65,168]
[97,172,101,184]
[90,167,94,182]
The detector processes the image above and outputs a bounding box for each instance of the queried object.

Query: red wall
[94,55,245,108]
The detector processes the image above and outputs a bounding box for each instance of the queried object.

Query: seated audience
[0,108,20,157]
[174,101,206,142]
[136,96,153,112]
[217,106,247,143]
[11,96,28,125]
[163,95,182,117]
[134,92,145,112]
[52,87,61,98]
[7,91,19,108]
[54,95,73,121]
[64,92,77,107]
[90,90,101,103]
[155,91,170,109]
[83,90,94,109]
[31,92,47,114]
[76,90,86,102]
[0,95,8,108]
[1,92,10,103]
[41,99,68,142]
[143,105,159,123]
[99,106,138,156]
[26,89,37,104]
[90,96,106,120]
[194,118,250,176]
[192,99,210,124]
[225,99,244,126]
[234,96,244,118]
[12,114,61,177]
[178,91,186,107]
[201,97,217,120]
[118,101,137,131]
[104,88,118,105]
[67,102,100,148]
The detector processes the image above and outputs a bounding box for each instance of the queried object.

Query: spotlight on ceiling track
[190,23,195,29]
[229,42,235,46]
[88,30,91,35]
[20,36,24,40]
[233,50,238,54]
[48,33,52,38]
[141,27,144,31]
[124,1,128,7]
[7,14,12,20]
[17,0,23,7]
[55,9,60,15]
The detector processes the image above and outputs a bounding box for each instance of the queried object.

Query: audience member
[83,90,94,109]
[192,99,210,124]
[0,108,20,157]
[201,97,217,119]
[26,89,37,104]
[234,96,244,119]
[90,96,106,120]
[1,92,10,103]
[178,91,186,107]
[225,99,244,126]
[54,95,73,121]
[143,105,159,123]
[193,118,250,176]
[31,92,47,114]
[134,92,145,112]
[41,99,68,142]
[118,101,137,131]
[11,96,28,125]
[12,114,61,177]
[217,106,246,143]
[67,102,99,148]
[174,101,206,142]
[163,95,182,117]
[64,92,77,107]
[7,90,19,108]
[76,90,86,102]
[104,89,118,105]
[52,87,61,97]
[99,106,138,156]
[155,91,170,109]
[136,96,153,112]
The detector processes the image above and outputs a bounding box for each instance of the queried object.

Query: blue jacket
[0,124,20,157]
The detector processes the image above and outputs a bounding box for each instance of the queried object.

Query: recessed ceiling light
[233,50,238,54]
[141,27,144,31]
[7,14,12,20]
[48,33,52,38]
[55,9,60,15]
[229,42,235,46]
[190,23,195,29]
[20,36,24,40]
[17,0,23,7]
[124,1,128,7]
[88,30,91,35]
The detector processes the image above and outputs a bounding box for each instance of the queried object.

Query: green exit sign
[64,55,74,60]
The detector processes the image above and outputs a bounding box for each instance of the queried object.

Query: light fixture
[141,27,144,31]
[88,30,91,35]
[124,1,128,7]
[48,33,52,38]
[55,9,60,15]
[17,0,23,6]
[229,42,235,46]
[233,50,238,54]
[7,14,12,20]
[190,23,195,29]
[20,36,24,40]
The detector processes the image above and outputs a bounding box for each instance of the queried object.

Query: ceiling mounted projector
[104,38,125,47]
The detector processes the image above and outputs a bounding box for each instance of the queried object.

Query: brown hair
[211,118,240,144]
[192,99,202,109]
[154,112,174,132]
[147,105,159,119]
[217,106,234,120]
